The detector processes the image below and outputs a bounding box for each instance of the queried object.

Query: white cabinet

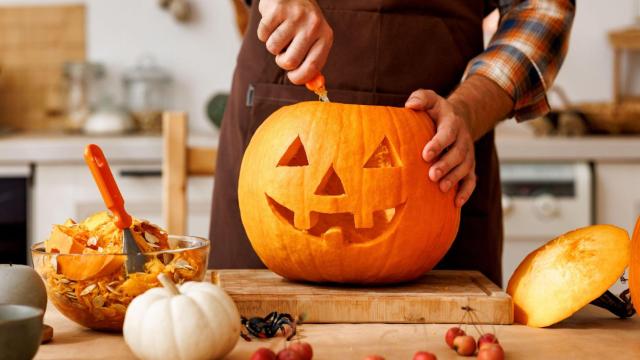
[595,162,640,234]
[32,163,213,245]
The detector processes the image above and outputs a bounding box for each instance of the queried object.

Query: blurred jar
[63,62,105,132]
[123,56,172,133]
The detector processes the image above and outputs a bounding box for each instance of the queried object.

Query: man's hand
[405,90,476,208]
[257,0,333,84]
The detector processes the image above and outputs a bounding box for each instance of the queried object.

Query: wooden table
[35,304,640,359]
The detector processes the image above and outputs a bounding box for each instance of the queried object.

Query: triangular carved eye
[364,136,401,168]
[277,136,309,167]
[315,165,346,196]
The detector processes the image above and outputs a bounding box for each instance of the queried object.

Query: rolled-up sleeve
[467,0,575,121]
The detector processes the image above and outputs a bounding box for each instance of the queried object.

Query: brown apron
[210,0,504,286]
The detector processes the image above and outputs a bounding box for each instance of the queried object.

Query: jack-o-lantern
[238,101,460,284]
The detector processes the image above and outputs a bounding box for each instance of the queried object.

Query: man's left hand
[405,89,476,208]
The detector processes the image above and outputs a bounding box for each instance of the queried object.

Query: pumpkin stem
[590,289,636,318]
[157,273,181,295]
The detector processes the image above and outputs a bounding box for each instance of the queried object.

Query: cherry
[250,347,277,360]
[477,333,499,350]
[288,342,313,360]
[413,351,437,360]
[453,335,477,356]
[445,327,466,349]
[476,343,504,360]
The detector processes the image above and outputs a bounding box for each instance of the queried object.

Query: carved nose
[314,165,345,196]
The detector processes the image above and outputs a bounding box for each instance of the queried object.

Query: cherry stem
[157,273,180,295]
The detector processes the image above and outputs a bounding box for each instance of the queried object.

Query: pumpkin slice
[45,225,85,254]
[57,254,125,281]
[507,224,630,327]
[629,217,640,313]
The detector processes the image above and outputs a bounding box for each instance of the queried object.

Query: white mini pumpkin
[123,274,241,360]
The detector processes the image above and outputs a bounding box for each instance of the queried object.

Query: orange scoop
[305,73,330,102]
[84,144,144,273]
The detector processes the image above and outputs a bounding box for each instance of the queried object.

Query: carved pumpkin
[507,225,630,327]
[629,217,640,313]
[238,101,460,284]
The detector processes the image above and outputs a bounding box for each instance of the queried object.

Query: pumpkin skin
[629,217,640,313]
[123,279,241,360]
[507,225,630,327]
[238,101,460,284]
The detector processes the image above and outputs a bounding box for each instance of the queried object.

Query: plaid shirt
[468,0,576,120]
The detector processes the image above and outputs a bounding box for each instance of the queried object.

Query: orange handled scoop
[305,73,330,102]
[84,144,145,273]
[84,144,132,229]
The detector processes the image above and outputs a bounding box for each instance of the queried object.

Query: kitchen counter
[496,135,640,162]
[1,131,640,164]
[36,303,640,359]
[0,132,218,164]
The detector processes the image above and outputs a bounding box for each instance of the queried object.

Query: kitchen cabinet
[32,164,213,245]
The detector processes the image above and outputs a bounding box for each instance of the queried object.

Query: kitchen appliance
[501,162,593,284]
[0,165,29,264]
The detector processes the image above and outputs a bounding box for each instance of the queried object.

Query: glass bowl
[31,235,209,331]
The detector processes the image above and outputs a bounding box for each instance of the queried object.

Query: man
[210,0,575,285]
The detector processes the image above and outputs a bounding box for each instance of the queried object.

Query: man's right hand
[257,0,333,85]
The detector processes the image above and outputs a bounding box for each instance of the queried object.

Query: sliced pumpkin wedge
[629,217,640,314]
[57,254,125,281]
[507,224,630,327]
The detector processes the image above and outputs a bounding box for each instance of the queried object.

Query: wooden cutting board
[211,269,513,325]
[0,4,86,130]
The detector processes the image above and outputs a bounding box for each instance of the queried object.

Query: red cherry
[250,348,277,360]
[477,333,499,350]
[413,351,437,360]
[445,327,466,349]
[453,335,477,356]
[288,342,313,360]
[276,348,303,360]
[476,343,504,360]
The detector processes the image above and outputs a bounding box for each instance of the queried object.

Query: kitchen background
[0,0,639,288]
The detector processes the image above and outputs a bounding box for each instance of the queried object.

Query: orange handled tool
[84,144,132,229]
[84,144,145,273]
[305,73,330,102]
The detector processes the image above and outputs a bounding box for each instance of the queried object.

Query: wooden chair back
[162,112,217,235]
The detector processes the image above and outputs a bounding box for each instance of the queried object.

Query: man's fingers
[257,12,284,42]
[287,34,332,84]
[265,20,295,55]
[455,173,477,208]
[405,89,440,112]
[275,30,315,70]
[423,118,458,163]
[437,149,474,192]
[428,136,467,183]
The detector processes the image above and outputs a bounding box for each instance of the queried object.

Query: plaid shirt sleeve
[467,0,575,121]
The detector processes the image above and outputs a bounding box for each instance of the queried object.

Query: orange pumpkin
[629,217,640,313]
[507,225,630,327]
[238,101,460,284]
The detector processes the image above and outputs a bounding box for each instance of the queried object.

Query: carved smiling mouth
[266,195,406,244]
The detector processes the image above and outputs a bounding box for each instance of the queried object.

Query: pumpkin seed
[144,232,159,244]
[87,236,98,246]
[92,296,105,308]
[80,284,97,296]
[106,285,120,295]
[175,259,193,270]
[146,242,160,249]
[59,278,70,284]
